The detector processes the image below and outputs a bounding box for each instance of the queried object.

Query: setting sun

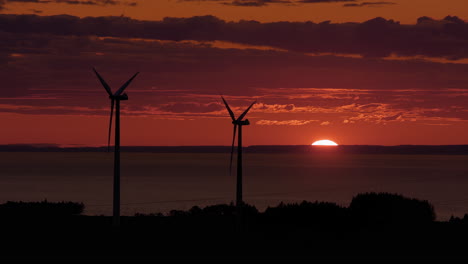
[311,140,338,146]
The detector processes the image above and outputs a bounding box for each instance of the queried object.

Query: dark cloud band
[1,14,467,60]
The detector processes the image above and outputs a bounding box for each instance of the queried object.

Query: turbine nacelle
[110,93,129,100]
[233,119,250,126]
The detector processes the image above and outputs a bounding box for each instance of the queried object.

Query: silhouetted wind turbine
[94,68,139,227]
[221,96,256,231]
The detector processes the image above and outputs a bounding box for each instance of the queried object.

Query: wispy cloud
[343,1,395,7]
[256,119,318,125]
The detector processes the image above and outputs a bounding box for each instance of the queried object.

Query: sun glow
[311,140,338,146]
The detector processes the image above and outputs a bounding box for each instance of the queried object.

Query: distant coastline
[2,144,468,155]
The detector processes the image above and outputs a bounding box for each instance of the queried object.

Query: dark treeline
[132,192,436,229]
[2,193,468,261]
[0,200,84,216]
[0,192,437,224]
[145,192,434,221]
[2,144,468,155]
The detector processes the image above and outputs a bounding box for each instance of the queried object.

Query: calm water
[1,152,468,220]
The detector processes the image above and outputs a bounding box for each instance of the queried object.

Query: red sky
[2,0,468,146]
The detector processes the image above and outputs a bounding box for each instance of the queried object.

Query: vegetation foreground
[1,193,468,261]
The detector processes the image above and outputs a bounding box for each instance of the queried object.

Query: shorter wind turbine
[94,68,139,227]
[221,96,256,231]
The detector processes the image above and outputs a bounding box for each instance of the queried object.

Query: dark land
[3,144,468,155]
[2,193,468,262]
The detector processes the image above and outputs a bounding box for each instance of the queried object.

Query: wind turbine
[93,68,139,227]
[221,96,256,231]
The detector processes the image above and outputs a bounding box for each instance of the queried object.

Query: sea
[1,149,468,221]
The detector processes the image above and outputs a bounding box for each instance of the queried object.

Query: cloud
[0,103,106,116]
[381,112,402,121]
[180,0,356,7]
[2,18,468,126]
[2,0,137,7]
[256,119,317,125]
[299,0,355,3]
[225,0,291,7]
[254,103,295,112]
[158,102,223,113]
[2,14,468,60]
[320,121,330,125]
[29,9,43,13]
[343,1,395,7]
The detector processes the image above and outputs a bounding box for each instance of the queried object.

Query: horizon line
[3,144,468,148]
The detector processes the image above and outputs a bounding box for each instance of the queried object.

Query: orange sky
[2,112,467,146]
[4,0,468,23]
[2,0,468,146]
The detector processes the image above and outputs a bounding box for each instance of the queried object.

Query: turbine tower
[221,96,256,231]
[94,68,139,227]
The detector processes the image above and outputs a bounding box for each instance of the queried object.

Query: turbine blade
[108,99,114,152]
[229,124,237,176]
[237,100,256,121]
[114,72,139,96]
[93,68,113,96]
[221,96,236,121]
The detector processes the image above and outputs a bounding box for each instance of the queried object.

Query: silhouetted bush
[449,214,468,224]
[237,203,259,216]
[168,203,258,218]
[169,209,190,217]
[199,204,236,216]
[349,192,435,225]
[264,201,347,226]
[0,200,84,216]
[134,212,164,217]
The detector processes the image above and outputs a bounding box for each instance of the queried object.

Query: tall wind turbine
[221,96,256,230]
[94,68,139,227]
